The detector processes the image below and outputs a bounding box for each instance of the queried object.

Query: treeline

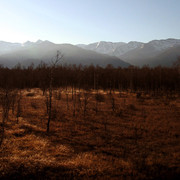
[0,63,179,93]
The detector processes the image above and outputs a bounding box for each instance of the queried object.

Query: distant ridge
[77,38,180,67]
[0,40,130,68]
[1,38,180,68]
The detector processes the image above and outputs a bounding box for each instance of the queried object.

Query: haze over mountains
[0,38,179,68]
[0,40,129,68]
[78,38,180,67]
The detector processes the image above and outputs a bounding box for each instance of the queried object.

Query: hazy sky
[0,0,179,44]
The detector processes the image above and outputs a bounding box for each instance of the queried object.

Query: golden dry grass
[0,88,180,179]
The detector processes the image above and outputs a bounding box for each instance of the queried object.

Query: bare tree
[16,91,22,123]
[83,91,90,117]
[73,89,77,117]
[46,51,63,133]
[11,90,18,115]
[1,89,11,122]
[66,90,69,110]
[77,92,82,112]
[94,92,104,114]
[0,88,13,146]
[110,94,115,112]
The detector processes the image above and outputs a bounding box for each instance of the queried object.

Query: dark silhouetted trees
[0,63,179,94]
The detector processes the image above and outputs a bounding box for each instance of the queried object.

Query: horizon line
[1,37,180,45]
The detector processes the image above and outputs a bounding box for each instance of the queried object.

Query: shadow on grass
[17,124,47,138]
[1,162,179,180]
[139,164,180,180]
[0,165,75,180]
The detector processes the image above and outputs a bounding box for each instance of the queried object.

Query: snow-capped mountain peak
[148,39,180,51]
[77,39,180,58]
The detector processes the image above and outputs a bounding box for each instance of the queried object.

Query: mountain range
[77,38,180,67]
[0,38,180,68]
[0,40,129,68]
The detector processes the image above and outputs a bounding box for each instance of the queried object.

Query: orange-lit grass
[0,88,179,179]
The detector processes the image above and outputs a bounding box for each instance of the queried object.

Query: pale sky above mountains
[0,0,179,44]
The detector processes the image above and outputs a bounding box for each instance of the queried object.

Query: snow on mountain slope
[148,38,180,51]
[0,40,130,68]
[77,39,180,67]
[112,41,144,57]
[1,38,180,67]
[78,41,126,55]
[77,39,180,58]
[77,41,144,57]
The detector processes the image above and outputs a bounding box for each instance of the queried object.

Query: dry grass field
[0,88,180,179]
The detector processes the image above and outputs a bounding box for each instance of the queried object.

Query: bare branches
[0,89,20,146]
[50,51,63,68]
[46,51,63,133]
